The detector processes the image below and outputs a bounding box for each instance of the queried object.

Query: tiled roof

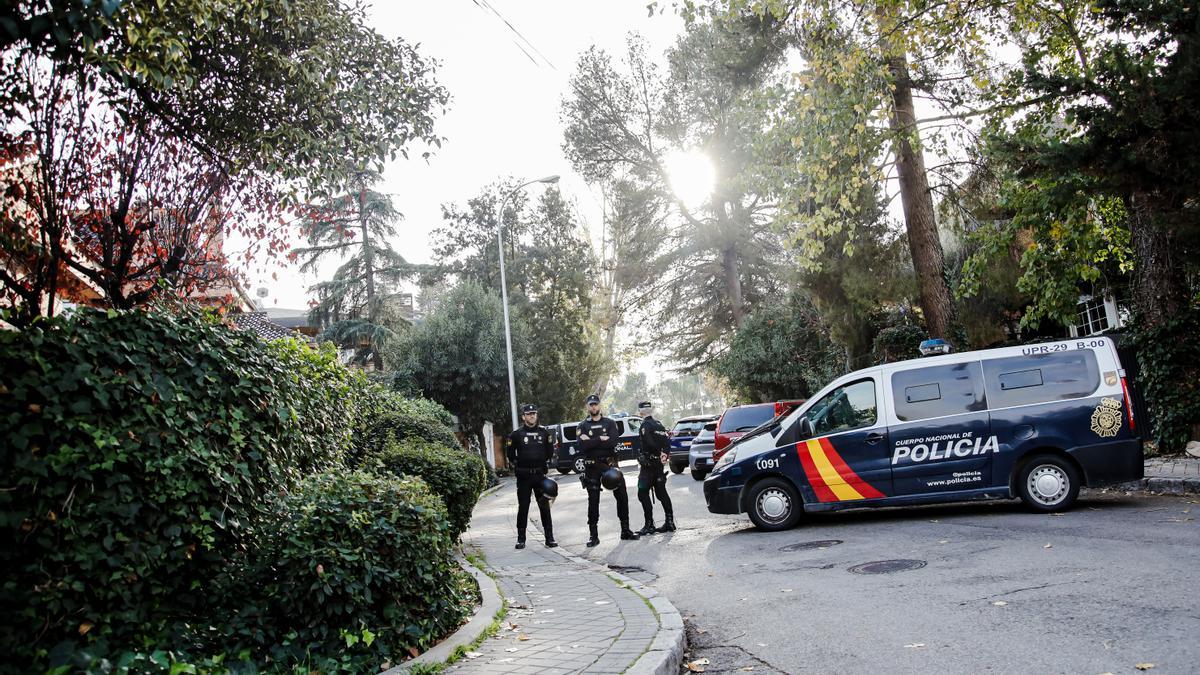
[232,311,301,341]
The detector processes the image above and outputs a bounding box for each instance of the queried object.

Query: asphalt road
[523,462,1199,674]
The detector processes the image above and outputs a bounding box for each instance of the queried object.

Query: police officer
[505,403,557,549]
[577,394,639,547]
[635,401,676,535]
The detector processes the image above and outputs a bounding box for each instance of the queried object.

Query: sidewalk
[1135,456,1200,495]
[445,480,683,675]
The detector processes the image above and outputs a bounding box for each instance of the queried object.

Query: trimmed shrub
[0,307,348,669]
[370,439,487,540]
[348,382,461,467]
[226,471,474,669]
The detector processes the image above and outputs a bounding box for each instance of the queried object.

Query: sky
[238,1,685,312]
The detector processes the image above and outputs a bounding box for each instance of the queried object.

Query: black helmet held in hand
[601,467,624,490]
[540,476,559,500]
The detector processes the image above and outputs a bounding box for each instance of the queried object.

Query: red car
[712,400,805,462]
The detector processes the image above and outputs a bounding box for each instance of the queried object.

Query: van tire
[670,463,685,474]
[573,458,586,474]
[746,477,802,531]
[691,469,706,481]
[1017,454,1080,512]
[557,467,571,475]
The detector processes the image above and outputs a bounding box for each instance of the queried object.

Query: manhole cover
[848,559,927,575]
[607,564,645,574]
[779,539,843,552]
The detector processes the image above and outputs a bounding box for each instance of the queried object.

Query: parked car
[552,416,643,473]
[668,414,720,474]
[687,421,719,480]
[713,400,805,462]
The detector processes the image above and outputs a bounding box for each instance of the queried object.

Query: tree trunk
[1129,190,1187,328]
[359,185,383,371]
[722,245,746,330]
[883,49,956,340]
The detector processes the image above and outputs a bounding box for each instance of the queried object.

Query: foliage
[296,169,426,369]
[387,279,527,439]
[562,20,792,369]
[1127,312,1200,452]
[226,471,475,669]
[0,306,344,669]
[432,184,605,422]
[872,323,926,363]
[710,290,846,402]
[348,382,461,468]
[1,0,450,193]
[369,439,488,541]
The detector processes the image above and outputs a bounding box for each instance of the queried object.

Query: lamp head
[538,175,560,184]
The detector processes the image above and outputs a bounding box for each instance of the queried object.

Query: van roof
[869,336,1117,375]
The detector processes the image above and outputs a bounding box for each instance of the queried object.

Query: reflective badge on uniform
[1090,397,1123,437]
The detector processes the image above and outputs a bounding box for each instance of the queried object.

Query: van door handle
[865,432,884,445]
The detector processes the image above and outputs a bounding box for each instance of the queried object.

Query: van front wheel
[1017,455,1080,512]
[746,478,802,531]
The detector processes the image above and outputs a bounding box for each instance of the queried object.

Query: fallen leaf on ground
[1044,543,1053,549]
[904,643,926,649]
[938,540,949,544]
[697,628,707,634]
[741,667,755,671]
[929,519,939,523]
[685,657,711,672]
[992,601,1008,606]
[756,643,767,647]
[541,609,555,613]
[504,647,518,652]
[594,600,610,605]
[1135,664,1155,671]
[517,635,530,641]
[464,651,482,659]
[781,588,793,593]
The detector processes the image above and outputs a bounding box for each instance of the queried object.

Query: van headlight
[713,449,737,473]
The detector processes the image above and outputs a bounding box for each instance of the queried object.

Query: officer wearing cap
[505,403,557,549]
[577,394,639,546]
[635,401,676,534]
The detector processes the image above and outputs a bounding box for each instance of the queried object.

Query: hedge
[348,383,461,467]
[0,307,351,669]
[218,471,475,670]
[370,439,488,540]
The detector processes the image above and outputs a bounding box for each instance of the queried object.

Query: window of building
[1074,295,1109,336]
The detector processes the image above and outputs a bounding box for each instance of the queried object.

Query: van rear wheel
[746,478,802,531]
[1017,454,1080,512]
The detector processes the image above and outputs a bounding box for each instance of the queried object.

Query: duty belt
[514,466,546,475]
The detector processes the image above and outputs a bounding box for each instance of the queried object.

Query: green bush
[0,307,347,669]
[872,324,927,363]
[348,382,461,467]
[226,471,475,669]
[1127,311,1200,452]
[370,439,487,540]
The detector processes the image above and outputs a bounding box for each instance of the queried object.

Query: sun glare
[663,149,716,209]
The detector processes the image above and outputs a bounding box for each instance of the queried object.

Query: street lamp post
[497,174,560,431]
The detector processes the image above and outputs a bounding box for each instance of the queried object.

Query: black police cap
[521,403,538,414]
[586,394,601,405]
[637,401,653,410]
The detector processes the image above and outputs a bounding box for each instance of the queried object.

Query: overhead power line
[468,0,557,70]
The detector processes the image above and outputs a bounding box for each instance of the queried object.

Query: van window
[562,425,578,442]
[808,379,877,436]
[719,404,774,433]
[982,351,1100,408]
[892,362,987,422]
[613,420,626,435]
[626,418,642,433]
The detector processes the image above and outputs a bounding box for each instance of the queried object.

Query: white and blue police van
[704,337,1143,531]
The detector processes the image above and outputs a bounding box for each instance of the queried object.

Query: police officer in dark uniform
[635,401,676,535]
[577,394,639,547]
[505,403,557,550]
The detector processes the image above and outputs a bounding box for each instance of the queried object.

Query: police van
[704,337,1143,531]
[552,416,643,473]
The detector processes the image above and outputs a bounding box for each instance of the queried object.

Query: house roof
[232,311,303,341]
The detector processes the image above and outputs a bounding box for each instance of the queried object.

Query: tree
[431,183,605,424]
[710,289,845,402]
[387,280,526,445]
[294,170,419,370]
[562,19,792,369]
[1,0,450,194]
[0,66,273,326]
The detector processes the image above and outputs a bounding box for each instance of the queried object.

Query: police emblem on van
[1090,397,1122,437]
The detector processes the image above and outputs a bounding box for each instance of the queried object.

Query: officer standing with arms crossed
[505,404,557,550]
[635,400,676,535]
[577,394,639,547]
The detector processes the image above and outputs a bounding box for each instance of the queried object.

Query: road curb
[385,553,502,674]
[1110,478,1200,496]
[542,544,687,675]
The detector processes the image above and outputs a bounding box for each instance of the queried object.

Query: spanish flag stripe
[795,441,838,502]
[807,440,866,501]
[818,437,887,499]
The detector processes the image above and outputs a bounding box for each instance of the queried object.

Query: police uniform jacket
[638,416,670,465]
[577,417,619,460]
[505,424,554,472]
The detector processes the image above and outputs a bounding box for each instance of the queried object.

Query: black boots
[657,515,676,533]
[636,521,657,536]
[515,539,526,549]
[544,526,557,548]
[620,525,640,541]
[586,526,600,547]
